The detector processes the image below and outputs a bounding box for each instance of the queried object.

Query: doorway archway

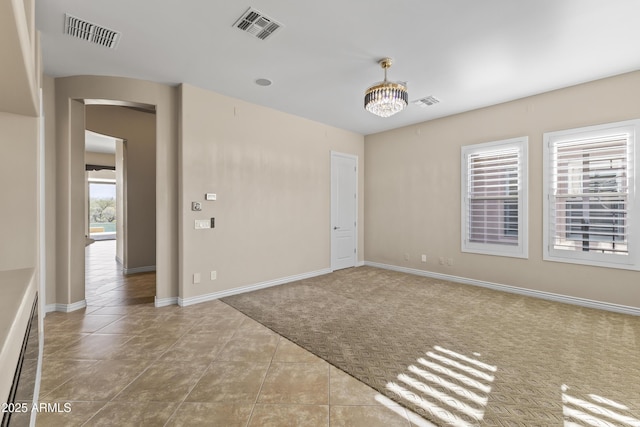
[51,76,178,311]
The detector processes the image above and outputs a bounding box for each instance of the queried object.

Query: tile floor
[37,241,431,426]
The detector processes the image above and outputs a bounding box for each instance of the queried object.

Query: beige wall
[86,105,156,271]
[0,0,38,116]
[52,76,178,306]
[365,70,640,309]
[0,112,38,270]
[179,84,364,300]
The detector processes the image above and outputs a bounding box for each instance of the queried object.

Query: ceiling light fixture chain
[364,57,408,118]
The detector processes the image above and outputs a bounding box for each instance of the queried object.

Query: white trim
[154,296,178,308]
[45,300,87,313]
[123,265,156,275]
[365,261,640,316]
[543,119,640,270]
[178,268,331,307]
[461,136,529,259]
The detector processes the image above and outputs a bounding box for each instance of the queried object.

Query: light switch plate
[194,219,210,229]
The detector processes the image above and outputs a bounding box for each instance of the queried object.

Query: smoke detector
[233,7,282,40]
[64,14,121,49]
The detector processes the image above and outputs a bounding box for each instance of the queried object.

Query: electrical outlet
[447,258,454,266]
[421,254,427,263]
[210,271,217,280]
[439,257,445,265]
[193,273,201,284]
[191,201,202,211]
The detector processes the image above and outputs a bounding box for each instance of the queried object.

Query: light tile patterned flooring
[38,241,429,426]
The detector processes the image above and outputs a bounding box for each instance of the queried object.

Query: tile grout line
[79,321,195,427]
[245,334,282,427]
[162,314,242,427]
[76,312,159,427]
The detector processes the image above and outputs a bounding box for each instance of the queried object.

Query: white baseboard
[365,261,640,317]
[45,300,87,313]
[124,265,156,275]
[154,296,178,308]
[178,268,332,307]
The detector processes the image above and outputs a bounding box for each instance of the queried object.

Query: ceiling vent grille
[64,14,121,49]
[413,96,441,107]
[233,7,282,40]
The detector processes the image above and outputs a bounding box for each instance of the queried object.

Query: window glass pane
[468,149,519,245]
[550,135,629,255]
[89,182,116,235]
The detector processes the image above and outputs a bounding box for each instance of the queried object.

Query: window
[461,137,528,258]
[88,175,117,238]
[543,120,640,270]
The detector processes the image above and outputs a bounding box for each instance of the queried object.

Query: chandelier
[364,58,408,118]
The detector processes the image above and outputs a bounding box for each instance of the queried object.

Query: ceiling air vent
[64,14,121,49]
[233,7,282,40]
[413,96,441,107]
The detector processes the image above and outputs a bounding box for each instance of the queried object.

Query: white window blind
[544,120,639,270]
[462,137,528,258]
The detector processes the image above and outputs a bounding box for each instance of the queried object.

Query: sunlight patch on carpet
[562,384,640,427]
[387,345,496,426]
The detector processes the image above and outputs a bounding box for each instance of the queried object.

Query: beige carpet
[221,266,640,426]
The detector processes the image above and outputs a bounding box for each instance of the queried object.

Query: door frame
[330,151,358,271]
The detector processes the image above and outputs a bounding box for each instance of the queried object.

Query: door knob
[333,226,340,230]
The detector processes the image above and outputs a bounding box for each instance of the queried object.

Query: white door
[331,151,357,271]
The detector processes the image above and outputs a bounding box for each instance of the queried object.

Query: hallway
[85,240,155,307]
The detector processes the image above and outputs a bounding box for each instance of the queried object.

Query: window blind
[549,134,631,255]
[466,147,520,245]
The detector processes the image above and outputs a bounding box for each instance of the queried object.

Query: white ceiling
[36,1,640,136]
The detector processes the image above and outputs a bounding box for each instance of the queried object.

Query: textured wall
[179,84,364,300]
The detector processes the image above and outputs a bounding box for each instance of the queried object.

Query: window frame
[543,119,640,270]
[461,136,529,259]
